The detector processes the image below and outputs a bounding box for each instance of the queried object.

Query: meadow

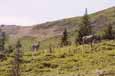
[0,40,115,76]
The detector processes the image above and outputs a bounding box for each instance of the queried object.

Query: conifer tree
[0,28,6,51]
[11,40,22,76]
[2,32,6,51]
[76,8,92,44]
[61,28,69,46]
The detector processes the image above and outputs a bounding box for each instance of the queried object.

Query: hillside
[23,6,115,39]
[1,7,115,40]
[1,40,115,76]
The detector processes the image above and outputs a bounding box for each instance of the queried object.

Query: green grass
[0,7,115,76]
[0,40,115,76]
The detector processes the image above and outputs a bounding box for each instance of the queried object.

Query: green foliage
[81,8,92,35]
[76,8,92,44]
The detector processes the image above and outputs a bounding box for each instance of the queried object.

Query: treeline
[61,8,115,46]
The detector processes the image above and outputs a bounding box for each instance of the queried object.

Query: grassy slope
[0,7,115,76]
[28,7,115,49]
[33,7,115,33]
[1,7,114,41]
[6,7,114,51]
[1,40,115,76]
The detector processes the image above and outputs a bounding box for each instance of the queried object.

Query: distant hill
[1,7,115,40]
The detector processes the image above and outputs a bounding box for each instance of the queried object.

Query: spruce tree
[2,32,6,51]
[76,8,92,44]
[11,40,22,76]
[61,28,69,46]
[0,28,6,51]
